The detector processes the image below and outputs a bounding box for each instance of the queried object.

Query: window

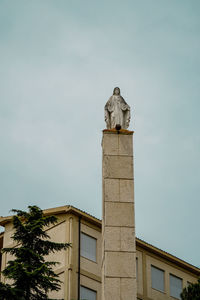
[170,274,182,299]
[136,257,138,280]
[80,286,97,300]
[81,232,97,262]
[151,265,165,292]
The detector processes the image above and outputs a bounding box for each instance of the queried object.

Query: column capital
[102,129,134,135]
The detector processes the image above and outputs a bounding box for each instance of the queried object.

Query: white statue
[105,87,131,129]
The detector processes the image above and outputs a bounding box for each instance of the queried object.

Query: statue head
[113,87,120,95]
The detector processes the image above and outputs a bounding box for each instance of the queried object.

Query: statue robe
[105,95,130,129]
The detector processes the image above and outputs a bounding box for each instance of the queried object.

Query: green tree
[0,205,70,300]
[181,278,200,300]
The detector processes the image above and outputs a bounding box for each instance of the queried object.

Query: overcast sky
[0,0,200,267]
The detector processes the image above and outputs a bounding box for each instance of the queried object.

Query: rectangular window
[81,232,97,262]
[136,257,138,281]
[170,274,182,299]
[80,286,97,300]
[151,265,165,292]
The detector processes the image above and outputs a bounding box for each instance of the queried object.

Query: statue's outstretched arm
[121,102,130,111]
[104,108,111,129]
[126,109,131,128]
[105,108,109,122]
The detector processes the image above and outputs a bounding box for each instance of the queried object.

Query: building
[0,205,199,300]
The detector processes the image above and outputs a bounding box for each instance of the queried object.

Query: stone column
[102,129,136,300]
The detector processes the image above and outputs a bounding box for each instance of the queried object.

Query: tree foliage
[181,278,200,300]
[0,205,70,300]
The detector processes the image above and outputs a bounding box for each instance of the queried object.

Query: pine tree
[181,278,200,300]
[0,205,70,300]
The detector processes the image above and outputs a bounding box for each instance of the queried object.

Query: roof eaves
[0,205,101,228]
[136,237,200,275]
[0,205,199,275]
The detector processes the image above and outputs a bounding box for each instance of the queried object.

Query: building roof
[0,205,199,275]
[0,205,101,227]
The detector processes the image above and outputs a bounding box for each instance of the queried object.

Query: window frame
[151,264,165,293]
[80,285,97,300]
[80,232,97,263]
[169,273,183,300]
[136,257,138,281]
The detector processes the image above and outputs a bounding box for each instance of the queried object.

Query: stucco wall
[0,210,199,300]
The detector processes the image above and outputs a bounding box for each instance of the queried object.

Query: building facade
[0,205,199,300]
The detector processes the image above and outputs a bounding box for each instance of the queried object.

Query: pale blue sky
[0,0,200,267]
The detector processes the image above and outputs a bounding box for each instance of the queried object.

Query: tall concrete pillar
[102,129,136,300]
